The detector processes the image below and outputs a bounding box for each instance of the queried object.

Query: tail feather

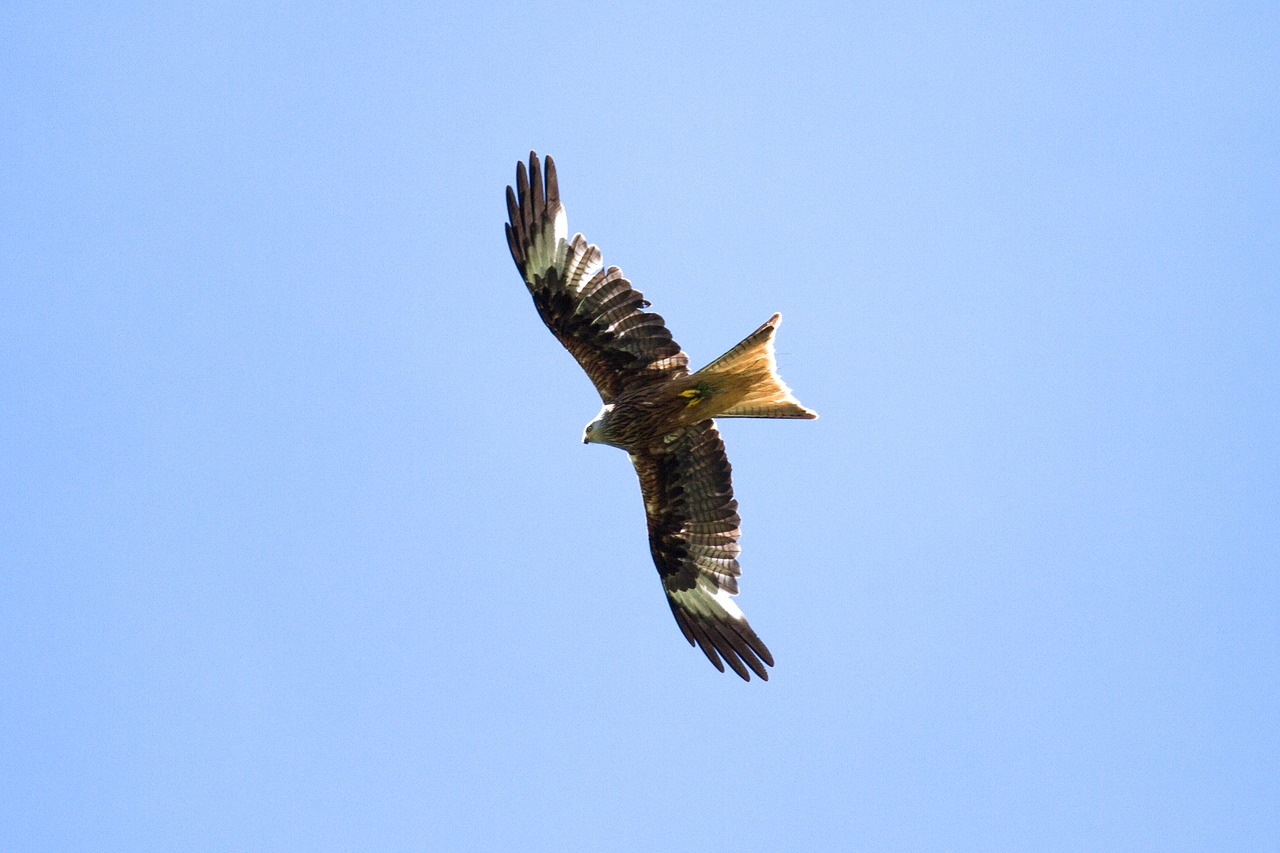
[694,314,818,420]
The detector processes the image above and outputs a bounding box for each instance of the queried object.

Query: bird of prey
[505,152,817,681]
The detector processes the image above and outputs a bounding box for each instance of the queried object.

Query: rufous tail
[693,314,818,419]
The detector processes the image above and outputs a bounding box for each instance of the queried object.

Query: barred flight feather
[505,152,816,682]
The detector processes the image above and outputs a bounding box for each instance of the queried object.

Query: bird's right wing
[631,421,774,681]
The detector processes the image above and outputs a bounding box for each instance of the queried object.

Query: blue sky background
[3,2,1277,850]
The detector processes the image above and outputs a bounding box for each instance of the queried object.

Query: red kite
[505,153,817,680]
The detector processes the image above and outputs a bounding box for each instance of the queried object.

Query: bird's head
[583,403,617,446]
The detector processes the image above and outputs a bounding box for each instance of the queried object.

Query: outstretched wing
[631,421,774,681]
[505,152,688,402]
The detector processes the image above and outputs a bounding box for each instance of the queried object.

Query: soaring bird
[505,153,817,681]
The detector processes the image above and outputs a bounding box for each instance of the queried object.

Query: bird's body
[505,153,816,681]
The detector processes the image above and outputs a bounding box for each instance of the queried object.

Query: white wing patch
[516,181,607,304]
[709,583,746,620]
[667,580,745,623]
[523,204,568,287]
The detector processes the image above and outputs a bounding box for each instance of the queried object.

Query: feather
[631,423,773,682]
[505,152,688,402]
[504,153,818,682]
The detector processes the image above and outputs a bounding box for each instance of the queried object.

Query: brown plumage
[505,152,816,681]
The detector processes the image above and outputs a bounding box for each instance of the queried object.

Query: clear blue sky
[3,2,1277,850]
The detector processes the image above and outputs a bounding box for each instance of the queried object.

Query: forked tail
[692,313,818,419]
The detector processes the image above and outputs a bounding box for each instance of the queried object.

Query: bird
[504,152,817,681]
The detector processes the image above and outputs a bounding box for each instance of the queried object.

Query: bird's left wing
[631,421,774,681]
[505,152,688,402]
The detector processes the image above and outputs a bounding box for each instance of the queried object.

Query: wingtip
[515,158,528,195]
[525,150,555,174]
[544,155,559,207]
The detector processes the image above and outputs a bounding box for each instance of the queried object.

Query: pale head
[583,403,617,446]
